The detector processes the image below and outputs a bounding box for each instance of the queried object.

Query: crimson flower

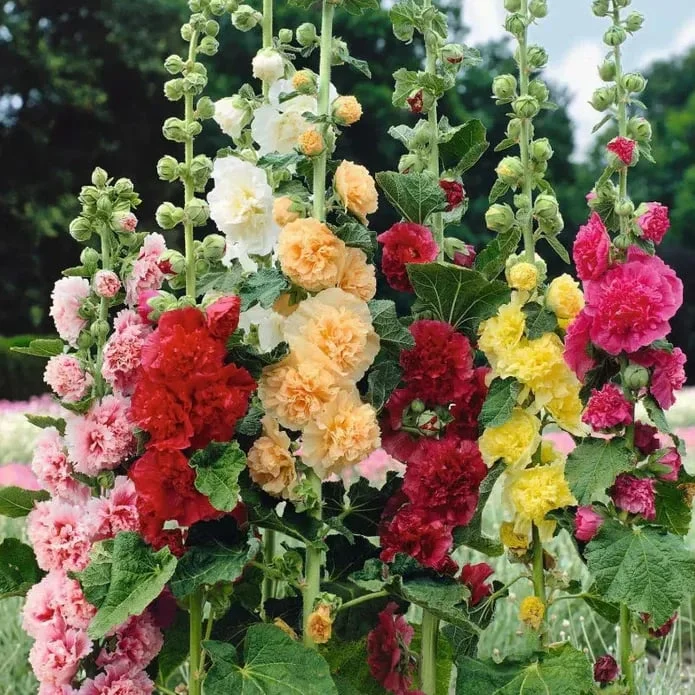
[377,223,438,292]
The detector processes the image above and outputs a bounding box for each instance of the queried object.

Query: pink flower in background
[353,449,405,489]
[29,623,92,686]
[125,233,167,306]
[0,463,40,490]
[563,311,595,380]
[50,277,90,347]
[27,499,93,572]
[38,684,77,695]
[88,476,139,541]
[657,448,682,482]
[637,202,670,244]
[574,506,604,542]
[65,395,135,476]
[97,612,163,674]
[612,474,656,520]
[94,270,122,299]
[631,347,687,410]
[32,428,86,501]
[607,136,636,165]
[573,213,610,281]
[582,383,633,430]
[584,247,682,355]
[79,665,154,695]
[102,310,152,396]
[44,354,93,403]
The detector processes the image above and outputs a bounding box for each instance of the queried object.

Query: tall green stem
[94,228,111,398]
[620,603,635,692]
[312,0,335,223]
[183,31,200,299]
[303,471,323,648]
[420,610,439,695]
[423,0,443,259]
[262,529,277,616]
[262,0,273,98]
[518,0,535,263]
[612,3,628,235]
[531,524,546,613]
[188,588,204,695]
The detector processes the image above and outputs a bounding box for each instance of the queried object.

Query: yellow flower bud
[306,603,333,644]
[333,95,363,126]
[500,521,530,552]
[507,262,538,291]
[519,596,545,630]
[298,128,325,157]
[292,69,316,94]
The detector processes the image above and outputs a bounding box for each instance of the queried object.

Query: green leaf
[227,338,289,379]
[11,338,65,358]
[643,396,671,433]
[565,438,634,505]
[473,227,522,281]
[368,300,414,356]
[170,537,260,599]
[523,303,558,340]
[343,0,379,16]
[390,0,418,42]
[494,137,516,152]
[196,266,244,298]
[489,180,510,204]
[239,268,290,311]
[0,486,49,518]
[25,413,66,435]
[586,520,695,627]
[78,532,177,639]
[333,216,376,261]
[655,482,691,536]
[376,171,447,224]
[190,441,246,513]
[321,639,388,695]
[453,461,505,557]
[407,262,511,335]
[0,538,43,599]
[204,624,339,695]
[236,396,264,437]
[456,644,593,695]
[479,378,521,429]
[439,119,489,175]
[543,235,570,264]
[367,359,402,411]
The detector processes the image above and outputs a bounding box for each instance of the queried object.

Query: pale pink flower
[582,383,633,430]
[78,665,154,695]
[118,213,138,233]
[39,684,78,695]
[125,233,167,306]
[88,476,139,541]
[27,499,93,572]
[638,202,670,244]
[31,428,87,501]
[29,623,92,686]
[353,449,405,489]
[65,395,135,476]
[44,354,93,403]
[97,612,163,674]
[574,506,604,542]
[94,270,122,299]
[0,463,40,489]
[50,277,90,347]
[102,310,152,396]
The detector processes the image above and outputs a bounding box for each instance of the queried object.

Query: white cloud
[639,17,695,67]
[462,0,506,46]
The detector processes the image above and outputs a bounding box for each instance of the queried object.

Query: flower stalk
[419,609,439,695]
[262,0,273,97]
[303,470,323,648]
[531,524,546,617]
[94,227,112,398]
[188,588,204,695]
[620,603,635,692]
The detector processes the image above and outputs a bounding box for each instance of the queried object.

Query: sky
[462,0,695,160]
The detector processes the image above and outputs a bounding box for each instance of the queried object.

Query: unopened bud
[157,156,179,182]
[496,156,525,186]
[91,167,108,188]
[528,79,549,104]
[507,118,523,140]
[625,11,644,32]
[114,178,134,197]
[164,79,184,102]
[615,199,635,217]
[534,194,559,221]
[531,138,553,162]
[441,43,465,65]
[180,23,194,41]
[252,48,285,83]
[492,74,517,100]
[164,54,185,75]
[505,13,526,38]
[184,198,210,227]
[332,95,362,126]
[80,247,100,271]
[623,364,650,390]
[201,234,227,262]
[292,69,317,95]
[528,0,548,18]
[156,202,184,230]
[539,213,564,236]
[90,319,110,342]
[526,45,548,70]
[96,194,112,216]
[160,250,186,275]
[622,72,646,93]
[278,28,293,44]
[296,22,318,47]
[298,128,325,157]
[513,95,540,119]
[598,60,617,81]
[591,86,616,111]
[486,204,516,234]
[116,212,138,233]
[190,155,213,190]
[604,25,627,46]
[504,0,521,10]
[198,36,219,56]
[232,5,261,31]
[613,233,631,250]
[195,258,210,276]
[196,96,215,120]
[592,0,610,17]
[205,19,220,36]
[162,117,188,143]
[69,217,93,243]
[628,116,652,142]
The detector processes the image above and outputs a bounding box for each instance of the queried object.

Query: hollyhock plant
[50,277,90,347]
[657,448,682,482]
[440,179,465,211]
[563,310,596,380]
[637,202,670,244]
[572,212,611,281]
[31,428,86,501]
[44,354,93,403]
[29,623,92,687]
[101,309,152,395]
[633,422,660,455]
[377,222,438,292]
[631,346,687,410]
[612,474,656,520]
[574,506,604,543]
[582,383,633,430]
[124,233,167,306]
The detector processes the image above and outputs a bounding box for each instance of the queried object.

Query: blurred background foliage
[1,0,694,398]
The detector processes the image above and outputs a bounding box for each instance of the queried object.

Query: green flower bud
[539,212,564,236]
[96,194,112,216]
[531,138,553,162]
[614,0,632,8]
[592,0,610,16]
[492,74,517,100]
[157,156,180,182]
[198,36,219,56]
[113,178,134,197]
[613,233,631,250]
[531,158,548,176]
[77,331,94,350]
[196,96,215,120]
[528,79,549,103]
[278,28,293,44]
[183,72,208,95]
[505,13,527,38]
[164,54,185,75]
[504,0,522,10]
[486,204,516,234]
[184,198,210,227]
[162,117,188,143]
[296,22,318,47]
[615,199,635,217]
[80,247,100,271]
[205,19,220,37]
[590,86,616,111]
[526,45,548,70]
[441,43,465,65]
[534,194,559,221]
[189,13,207,31]
[190,155,213,190]
[195,258,210,276]
[180,23,193,41]
[506,118,523,140]
[627,116,652,142]
[623,364,650,390]
[410,399,426,414]
[604,25,627,46]
[156,202,184,230]
[90,319,110,342]
[496,156,525,186]
[78,186,99,207]
[621,72,646,93]
[209,0,226,14]
[201,234,226,262]
[512,95,540,119]
[160,250,186,275]
[91,167,108,188]
[187,121,203,138]
[398,152,425,174]
[625,11,644,32]
[528,0,548,18]
[188,0,204,11]
[69,217,93,243]
[232,5,260,31]
[164,79,184,101]
[598,59,617,81]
